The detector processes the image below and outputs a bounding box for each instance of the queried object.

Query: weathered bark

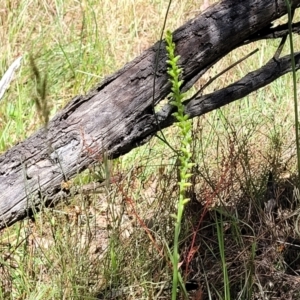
[0,0,300,229]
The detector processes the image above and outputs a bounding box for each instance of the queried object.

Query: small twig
[192,48,259,99]
[273,35,288,59]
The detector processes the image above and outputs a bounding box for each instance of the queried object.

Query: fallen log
[0,0,300,229]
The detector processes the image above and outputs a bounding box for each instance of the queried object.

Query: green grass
[1,0,300,299]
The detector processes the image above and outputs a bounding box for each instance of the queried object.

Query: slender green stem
[284,0,300,183]
[165,30,193,300]
[216,212,230,299]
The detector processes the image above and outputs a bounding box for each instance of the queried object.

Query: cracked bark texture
[0,0,300,229]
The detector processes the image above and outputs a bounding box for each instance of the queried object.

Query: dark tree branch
[153,52,300,131]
